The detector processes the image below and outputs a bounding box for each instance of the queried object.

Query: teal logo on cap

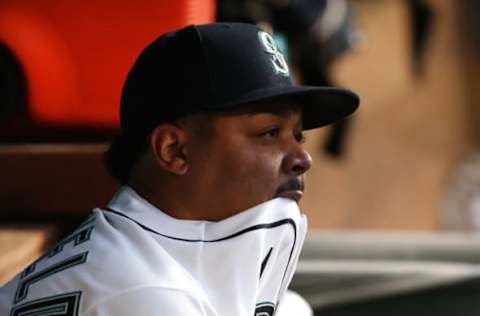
[258,31,289,76]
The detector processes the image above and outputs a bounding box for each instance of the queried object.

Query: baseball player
[0,23,358,316]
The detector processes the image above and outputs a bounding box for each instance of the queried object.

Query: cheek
[220,148,283,194]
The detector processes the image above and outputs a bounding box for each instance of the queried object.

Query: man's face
[184,104,312,220]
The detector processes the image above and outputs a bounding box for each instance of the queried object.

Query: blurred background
[2,0,480,314]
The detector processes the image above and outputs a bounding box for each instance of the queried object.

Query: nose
[282,145,312,176]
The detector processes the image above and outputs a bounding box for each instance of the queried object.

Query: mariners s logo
[258,31,289,76]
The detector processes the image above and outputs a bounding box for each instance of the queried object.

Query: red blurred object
[0,0,215,137]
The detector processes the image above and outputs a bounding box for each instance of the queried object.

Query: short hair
[104,113,215,184]
[103,134,149,184]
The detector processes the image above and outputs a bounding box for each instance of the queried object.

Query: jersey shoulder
[0,209,207,315]
[84,286,216,316]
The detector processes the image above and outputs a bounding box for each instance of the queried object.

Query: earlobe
[150,124,189,175]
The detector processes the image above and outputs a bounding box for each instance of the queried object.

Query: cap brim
[215,86,360,130]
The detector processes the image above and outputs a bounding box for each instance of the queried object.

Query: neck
[128,179,199,220]
[128,159,250,221]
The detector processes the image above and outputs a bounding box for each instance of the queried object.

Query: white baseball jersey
[0,186,309,316]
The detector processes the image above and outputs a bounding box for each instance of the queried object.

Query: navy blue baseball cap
[120,22,359,135]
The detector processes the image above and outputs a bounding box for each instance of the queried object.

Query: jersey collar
[106,186,305,241]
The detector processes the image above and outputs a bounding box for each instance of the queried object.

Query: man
[0,23,358,315]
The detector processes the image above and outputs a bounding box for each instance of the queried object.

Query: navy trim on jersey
[102,207,296,243]
[260,247,274,279]
[102,207,297,294]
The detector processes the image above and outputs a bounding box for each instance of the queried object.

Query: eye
[260,127,280,139]
[295,131,306,144]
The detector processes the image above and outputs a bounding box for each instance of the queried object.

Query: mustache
[275,178,304,195]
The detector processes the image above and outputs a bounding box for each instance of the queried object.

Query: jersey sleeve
[83,286,215,316]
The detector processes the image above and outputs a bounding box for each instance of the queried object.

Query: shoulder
[5,286,215,316]
[83,286,216,316]
[87,209,200,291]
[0,210,207,315]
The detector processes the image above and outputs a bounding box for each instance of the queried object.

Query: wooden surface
[0,143,118,218]
[0,225,57,285]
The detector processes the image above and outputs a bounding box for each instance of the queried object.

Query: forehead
[214,101,303,118]
[176,101,304,133]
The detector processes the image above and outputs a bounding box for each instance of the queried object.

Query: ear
[150,123,189,175]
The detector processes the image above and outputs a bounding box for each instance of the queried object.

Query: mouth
[274,178,304,202]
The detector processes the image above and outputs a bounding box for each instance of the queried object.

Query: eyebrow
[243,102,303,117]
[210,102,303,123]
[246,108,304,132]
[246,109,300,119]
